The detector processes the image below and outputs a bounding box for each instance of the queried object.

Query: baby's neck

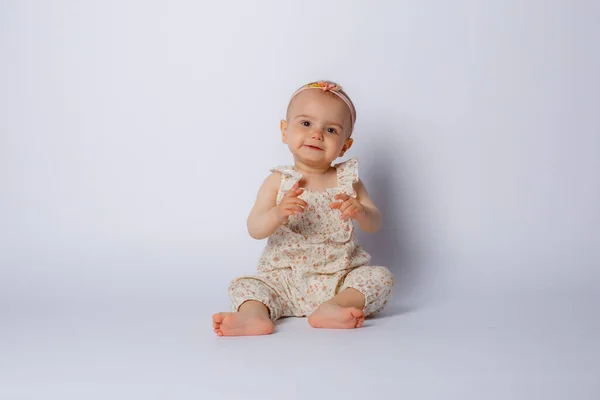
[292,161,333,176]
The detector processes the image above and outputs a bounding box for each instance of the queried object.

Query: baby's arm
[246,173,306,239]
[353,179,382,233]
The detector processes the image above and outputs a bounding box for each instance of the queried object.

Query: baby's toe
[212,313,225,324]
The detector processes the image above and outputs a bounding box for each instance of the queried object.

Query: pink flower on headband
[307,81,341,92]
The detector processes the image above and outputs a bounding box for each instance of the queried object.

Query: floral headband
[289,80,356,132]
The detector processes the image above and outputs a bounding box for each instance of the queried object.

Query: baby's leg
[212,277,281,337]
[308,266,394,329]
[341,266,395,316]
[308,287,366,329]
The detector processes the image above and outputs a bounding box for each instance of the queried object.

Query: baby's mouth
[303,145,324,151]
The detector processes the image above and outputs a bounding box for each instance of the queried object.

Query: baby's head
[281,81,357,165]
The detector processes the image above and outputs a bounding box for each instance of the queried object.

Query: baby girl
[212,81,395,336]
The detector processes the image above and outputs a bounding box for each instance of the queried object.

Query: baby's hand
[330,193,365,220]
[276,182,307,223]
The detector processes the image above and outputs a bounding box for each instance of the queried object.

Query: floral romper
[229,157,395,320]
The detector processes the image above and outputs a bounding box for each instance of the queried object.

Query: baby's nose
[311,129,324,140]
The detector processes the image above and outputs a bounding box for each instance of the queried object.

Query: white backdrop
[1,0,599,310]
[2,2,600,399]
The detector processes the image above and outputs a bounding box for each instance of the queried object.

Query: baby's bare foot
[308,302,365,329]
[212,312,274,337]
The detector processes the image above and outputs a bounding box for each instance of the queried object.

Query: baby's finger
[290,188,305,198]
[284,198,307,208]
[284,204,305,213]
[279,209,294,221]
[340,204,359,220]
[334,193,350,201]
[349,208,361,219]
[282,209,297,217]
[329,201,343,209]
[293,198,308,208]
[339,206,350,220]
[338,200,354,214]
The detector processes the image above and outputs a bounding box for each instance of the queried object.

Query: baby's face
[282,90,353,166]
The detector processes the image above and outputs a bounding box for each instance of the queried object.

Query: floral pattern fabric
[229,157,394,320]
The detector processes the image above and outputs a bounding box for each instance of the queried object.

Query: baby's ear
[280,119,288,143]
[340,137,354,156]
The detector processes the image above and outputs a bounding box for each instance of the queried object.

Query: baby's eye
[326,127,338,134]
[301,121,311,127]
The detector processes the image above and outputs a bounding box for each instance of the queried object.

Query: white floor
[2,294,598,400]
